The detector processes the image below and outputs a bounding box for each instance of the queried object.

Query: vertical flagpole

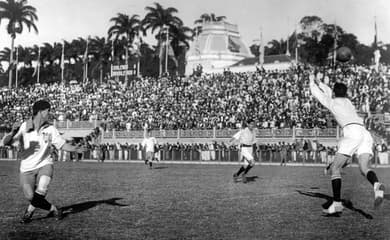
[159,29,163,77]
[295,23,299,65]
[61,40,65,84]
[125,36,129,85]
[259,27,264,68]
[86,38,88,83]
[84,37,89,83]
[333,21,337,68]
[374,16,381,71]
[165,26,169,75]
[286,18,290,56]
[37,47,41,83]
[15,47,19,88]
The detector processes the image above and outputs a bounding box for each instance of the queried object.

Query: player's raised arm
[2,121,23,146]
[309,73,332,109]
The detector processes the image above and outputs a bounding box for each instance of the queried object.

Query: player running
[2,100,85,223]
[142,128,158,169]
[230,119,257,183]
[309,73,385,214]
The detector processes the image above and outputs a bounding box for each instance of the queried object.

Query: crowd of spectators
[0,64,389,135]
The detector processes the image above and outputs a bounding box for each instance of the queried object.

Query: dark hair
[32,100,51,116]
[333,82,348,98]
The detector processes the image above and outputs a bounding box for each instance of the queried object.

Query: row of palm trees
[1,1,227,87]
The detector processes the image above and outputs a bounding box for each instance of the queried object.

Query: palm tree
[108,13,143,84]
[143,2,189,75]
[90,36,111,83]
[0,0,38,88]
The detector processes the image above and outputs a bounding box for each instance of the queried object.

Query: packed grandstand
[0,64,388,133]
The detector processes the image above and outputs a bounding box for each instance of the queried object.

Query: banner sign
[110,64,136,77]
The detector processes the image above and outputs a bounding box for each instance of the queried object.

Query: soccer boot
[20,209,34,224]
[149,161,153,169]
[322,201,343,214]
[374,182,385,208]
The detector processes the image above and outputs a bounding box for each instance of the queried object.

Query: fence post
[292,126,296,140]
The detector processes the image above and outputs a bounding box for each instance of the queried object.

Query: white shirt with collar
[14,121,65,173]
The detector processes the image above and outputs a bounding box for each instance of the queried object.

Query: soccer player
[309,73,385,214]
[230,119,257,183]
[141,128,158,169]
[2,100,85,223]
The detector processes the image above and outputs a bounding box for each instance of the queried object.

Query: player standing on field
[2,100,85,223]
[230,119,257,183]
[142,128,158,169]
[309,73,385,214]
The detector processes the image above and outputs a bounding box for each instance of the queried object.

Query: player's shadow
[33,197,129,221]
[152,166,168,169]
[61,197,129,216]
[245,176,259,183]
[296,190,373,219]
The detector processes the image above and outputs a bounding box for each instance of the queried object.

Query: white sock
[27,204,36,212]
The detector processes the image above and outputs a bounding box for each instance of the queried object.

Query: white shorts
[241,147,254,163]
[338,124,373,156]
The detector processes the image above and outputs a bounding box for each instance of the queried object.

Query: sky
[0,0,390,51]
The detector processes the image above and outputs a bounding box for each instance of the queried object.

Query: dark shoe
[144,160,148,165]
[20,210,34,224]
[149,161,153,169]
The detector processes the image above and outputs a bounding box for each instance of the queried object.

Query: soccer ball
[336,47,352,62]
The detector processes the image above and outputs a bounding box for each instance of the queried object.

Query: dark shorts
[20,164,54,189]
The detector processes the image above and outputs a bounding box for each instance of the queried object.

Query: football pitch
[0,161,389,240]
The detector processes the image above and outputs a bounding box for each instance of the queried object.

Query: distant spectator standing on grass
[2,100,85,223]
[230,119,257,183]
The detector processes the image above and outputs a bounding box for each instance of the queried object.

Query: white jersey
[14,122,65,173]
[141,137,157,152]
[310,81,363,127]
[232,128,256,145]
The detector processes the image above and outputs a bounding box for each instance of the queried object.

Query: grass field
[0,161,389,240]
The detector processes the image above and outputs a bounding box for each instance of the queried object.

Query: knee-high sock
[236,166,246,176]
[243,165,253,175]
[366,170,379,186]
[31,192,52,211]
[332,178,341,202]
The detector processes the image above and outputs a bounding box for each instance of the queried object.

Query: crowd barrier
[49,120,341,139]
[104,127,340,140]
[1,146,388,165]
